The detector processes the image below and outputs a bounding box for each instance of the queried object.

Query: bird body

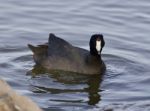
[28,33,105,75]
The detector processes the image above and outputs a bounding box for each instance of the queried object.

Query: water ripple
[0,0,150,111]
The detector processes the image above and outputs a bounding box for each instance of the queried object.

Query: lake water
[0,0,150,111]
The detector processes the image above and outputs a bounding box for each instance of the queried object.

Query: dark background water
[0,0,150,111]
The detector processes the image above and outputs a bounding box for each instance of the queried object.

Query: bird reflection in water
[27,65,104,105]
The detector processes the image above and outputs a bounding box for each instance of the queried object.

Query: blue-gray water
[0,0,150,111]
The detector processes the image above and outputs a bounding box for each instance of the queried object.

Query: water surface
[0,0,150,111]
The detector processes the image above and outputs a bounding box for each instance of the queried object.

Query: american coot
[28,33,106,75]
